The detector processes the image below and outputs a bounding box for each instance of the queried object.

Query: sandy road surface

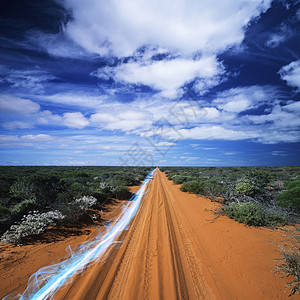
[54,169,294,300]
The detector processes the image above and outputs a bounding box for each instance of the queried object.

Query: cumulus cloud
[37,110,62,124]
[93,56,224,98]
[63,112,90,129]
[0,95,40,115]
[2,121,33,130]
[278,59,300,90]
[63,0,272,57]
[212,85,274,113]
[0,95,90,130]
[90,109,153,131]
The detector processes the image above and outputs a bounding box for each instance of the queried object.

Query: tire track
[159,171,214,299]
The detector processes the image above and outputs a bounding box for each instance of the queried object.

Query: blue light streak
[5,169,155,300]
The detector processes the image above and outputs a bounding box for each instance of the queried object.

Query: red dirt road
[0,169,297,299]
[53,169,294,300]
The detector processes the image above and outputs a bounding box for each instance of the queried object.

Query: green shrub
[180,180,203,194]
[10,197,37,216]
[223,202,285,227]
[235,179,259,196]
[285,179,300,190]
[277,180,300,211]
[172,175,192,184]
[250,170,272,187]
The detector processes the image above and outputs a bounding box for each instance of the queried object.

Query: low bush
[180,178,226,198]
[277,179,300,211]
[172,175,192,184]
[275,228,300,296]
[235,179,259,196]
[1,210,65,244]
[223,202,285,227]
[180,180,203,194]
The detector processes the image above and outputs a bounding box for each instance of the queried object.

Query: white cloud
[2,121,33,130]
[219,98,251,113]
[213,85,273,113]
[20,134,54,142]
[63,112,90,129]
[265,33,286,48]
[0,134,56,148]
[278,59,300,90]
[155,142,176,147]
[27,31,88,58]
[42,93,106,109]
[94,56,224,98]
[271,151,289,156]
[90,109,153,131]
[168,126,258,141]
[265,23,293,48]
[63,0,272,57]
[0,95,92,130]
[1,69,56,93]
[245,102,300,128]
[0,95,40,115]
[37,110,62,124]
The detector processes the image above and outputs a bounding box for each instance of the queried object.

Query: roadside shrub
[180,178,226,198]
[172,175,192,184]
[1,210,65,244]
[201,178,227,197]
[275,228,300,296]
[277,180,300,211]
[180,180,203,194]
[235,179,259,196]
[74,196,97,210]
[223,202,285,227]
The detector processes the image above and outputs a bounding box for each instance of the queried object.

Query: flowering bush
[74,195,97,210]
[1,210,65,244]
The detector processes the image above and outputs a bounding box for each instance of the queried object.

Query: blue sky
[0,0,299,166]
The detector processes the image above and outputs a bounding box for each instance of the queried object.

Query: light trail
[4,169,155,300]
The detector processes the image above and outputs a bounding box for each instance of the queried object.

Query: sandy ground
[0,198,129,299]
[0,169,298,299]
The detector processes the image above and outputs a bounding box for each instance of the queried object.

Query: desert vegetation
[0,166,151,244]
[161,166,300,227]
